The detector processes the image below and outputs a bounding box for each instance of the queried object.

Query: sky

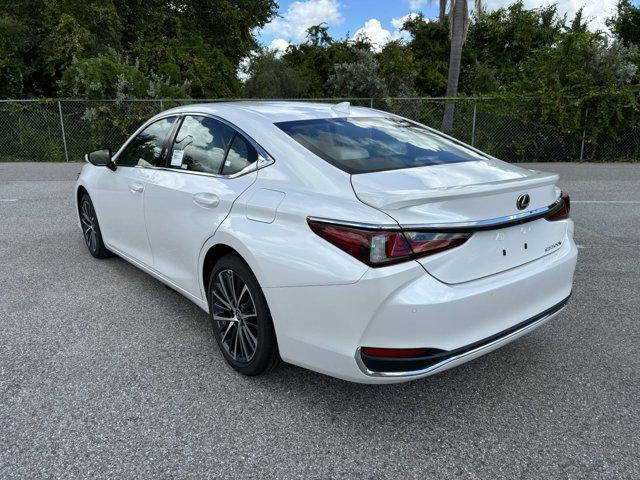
[257,0,636,54]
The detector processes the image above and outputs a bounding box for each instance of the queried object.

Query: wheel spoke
[213,314,236,323]
[244,320,258,331]
[217,272,235,308]
[238,326,248,359]
[212,288,233,310]
[238,284,250,303]
[226,271,239,306]
[243,325,257,350]
[220,322,234,343]
[232,324,240,360]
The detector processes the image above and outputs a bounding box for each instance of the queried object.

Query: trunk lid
[351,160,567,283]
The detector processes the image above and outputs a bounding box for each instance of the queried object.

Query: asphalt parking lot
[1,162,639,479]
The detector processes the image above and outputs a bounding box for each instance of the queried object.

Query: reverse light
[307,219,471,268]
[546,192,570,221]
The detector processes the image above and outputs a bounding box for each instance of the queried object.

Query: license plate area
[416,219,567,284]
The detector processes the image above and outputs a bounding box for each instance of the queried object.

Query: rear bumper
[356,295,569,378]
[264,229,577,384]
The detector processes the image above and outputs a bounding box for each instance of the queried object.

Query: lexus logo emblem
[516,194,530,210]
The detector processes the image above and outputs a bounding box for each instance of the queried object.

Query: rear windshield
[275,116,486,174]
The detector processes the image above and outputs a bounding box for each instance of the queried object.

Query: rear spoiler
[353,171,559,210]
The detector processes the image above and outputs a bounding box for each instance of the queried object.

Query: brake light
[307,219,471,267]
[546,192,570,221]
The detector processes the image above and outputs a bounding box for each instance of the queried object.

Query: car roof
[160,101,387,123]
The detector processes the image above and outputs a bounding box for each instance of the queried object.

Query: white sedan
[75,101,577,383]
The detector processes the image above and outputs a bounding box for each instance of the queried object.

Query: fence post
[159,99,164,111]
[471,102,477,147]
[370,98,374,109]
[580,108,588,161]
[57,100,69,162]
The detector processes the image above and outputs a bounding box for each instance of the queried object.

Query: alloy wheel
[80,200,98,253]
[211,269,259,363]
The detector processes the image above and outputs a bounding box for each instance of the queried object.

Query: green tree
[327,48,387,97]
[243,50,308,98]
[0,14,31,97]
[281,25,369,97]
[0,0,277,98]
[609,0,640,47]
[378,41,418,97]
[404,14,450,96]
[59,51,190,99]
[465,2,563,88]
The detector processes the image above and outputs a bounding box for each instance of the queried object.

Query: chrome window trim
[307,197,562,233]
[355,299,568,378]
[130,155,272,179]
[112,111,275,178]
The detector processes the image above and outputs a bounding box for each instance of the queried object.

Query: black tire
[207,253,280,376]
[79,193,112,259]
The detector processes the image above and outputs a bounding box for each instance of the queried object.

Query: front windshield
[275,116,487,174]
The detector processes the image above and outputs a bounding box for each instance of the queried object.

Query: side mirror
[86,148,116,171]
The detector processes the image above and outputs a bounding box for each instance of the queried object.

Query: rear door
[143,114,258,298]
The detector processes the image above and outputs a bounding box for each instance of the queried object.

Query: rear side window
[222,134,259,175]
[275,117,486,174]
[118,116,176,167]
[169,115,235,174]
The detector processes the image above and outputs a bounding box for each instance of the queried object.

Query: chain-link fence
[1,98,638,162]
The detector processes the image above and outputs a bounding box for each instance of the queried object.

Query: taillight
[546,192,570,221]
[307,219,471,267]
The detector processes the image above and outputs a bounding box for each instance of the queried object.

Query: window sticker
[170,149,185,166]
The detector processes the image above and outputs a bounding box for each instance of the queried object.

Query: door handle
[193,192,220,208]
[128,182,144,193]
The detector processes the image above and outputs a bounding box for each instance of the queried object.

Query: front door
[91,116,177,266]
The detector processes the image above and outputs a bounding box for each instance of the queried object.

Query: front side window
[117,116,176,167]
[222,134,259,175]
[275,117,487,174]
[169,115,235,174]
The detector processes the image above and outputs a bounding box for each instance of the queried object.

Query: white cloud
[352,14,420,51]
[262,0,344,42]
[353,19,393,51]
[268,38,291,58]
[483,0,617,32]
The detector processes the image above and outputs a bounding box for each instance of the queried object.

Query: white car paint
[76,101,577,383]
